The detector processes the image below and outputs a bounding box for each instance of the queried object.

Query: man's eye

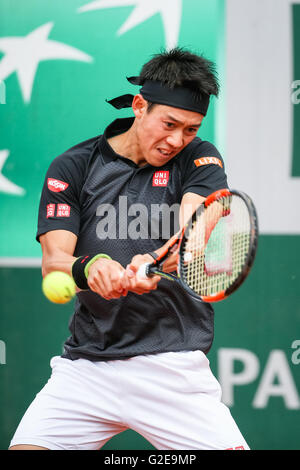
[165,122,174,128]
[186,128,198,134]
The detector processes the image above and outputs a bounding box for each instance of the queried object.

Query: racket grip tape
[137,263,153,279]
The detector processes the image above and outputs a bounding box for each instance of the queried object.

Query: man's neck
[107,120,147,167]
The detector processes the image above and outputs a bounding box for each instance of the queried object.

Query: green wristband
[84,253,112,279]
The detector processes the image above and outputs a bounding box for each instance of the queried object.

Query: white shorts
[9,351,249,450]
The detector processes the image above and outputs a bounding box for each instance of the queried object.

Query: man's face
[133,96,204,167]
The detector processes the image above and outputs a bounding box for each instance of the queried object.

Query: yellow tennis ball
[42,271,76,304]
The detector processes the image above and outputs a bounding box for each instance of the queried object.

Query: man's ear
[132,94,148,119]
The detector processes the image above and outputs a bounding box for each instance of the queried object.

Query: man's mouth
[157,148,173,157]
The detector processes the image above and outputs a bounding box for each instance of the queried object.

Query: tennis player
[9,48,249,450]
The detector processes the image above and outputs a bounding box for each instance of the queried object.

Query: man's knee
[9,444,49,450]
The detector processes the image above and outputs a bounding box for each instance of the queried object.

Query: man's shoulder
[49,135,101,174]
[184,137,220,155]
[174,137,222,167]
[57,135,101,162]
[45,135,102,187]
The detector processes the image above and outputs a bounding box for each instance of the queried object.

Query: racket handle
[137,263,152,279]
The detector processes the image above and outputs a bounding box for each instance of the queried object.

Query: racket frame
[145,188,258,302]
[178,189,258,302]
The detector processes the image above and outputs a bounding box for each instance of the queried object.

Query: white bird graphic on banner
[0,150,25,195]
[0,22,93,103]
[78,0,182,50]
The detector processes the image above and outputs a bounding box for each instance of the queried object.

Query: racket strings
[182,195,251,296]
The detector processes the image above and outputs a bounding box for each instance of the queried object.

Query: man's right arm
[40,229,130,300]
[40,230,78,278]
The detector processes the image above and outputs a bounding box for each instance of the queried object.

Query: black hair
[139,47,219,98]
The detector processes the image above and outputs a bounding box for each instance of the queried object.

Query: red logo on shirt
[47,178,69,192]
[56,204,70,217]
[194,157,223,168]
[46,204,56,218]
[152,171,169,187]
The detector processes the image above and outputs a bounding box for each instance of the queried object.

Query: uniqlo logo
[56,204,70,217]
[47,178,69,192]
[46,204,56,218]
[152,171,169,187]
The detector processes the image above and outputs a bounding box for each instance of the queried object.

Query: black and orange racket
[137,189,258,302]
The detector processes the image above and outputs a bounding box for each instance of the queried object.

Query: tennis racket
[137,188,258,302]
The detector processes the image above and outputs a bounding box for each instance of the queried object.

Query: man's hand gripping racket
[137,189,258,302]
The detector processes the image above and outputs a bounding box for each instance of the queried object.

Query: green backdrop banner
[0,0,223,258]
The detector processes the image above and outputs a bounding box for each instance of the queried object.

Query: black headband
[106,76,210,116]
